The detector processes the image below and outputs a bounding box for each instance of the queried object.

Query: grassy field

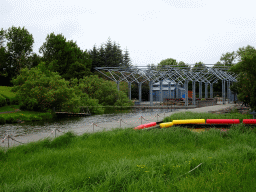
[0,112,256,191]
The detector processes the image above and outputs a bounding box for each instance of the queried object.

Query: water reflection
[0,108,177,138]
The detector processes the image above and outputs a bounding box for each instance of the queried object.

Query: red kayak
[134,122,157,130]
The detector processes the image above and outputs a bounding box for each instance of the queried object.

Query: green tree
[26,53,42,69]
[122,47,132,68]
[219,51,237,66]
[0,28,5,48]
[230,46,256,110]
[236,45,256,61]
[89,44,101,72]
[0,46,9,85]
[39,33,92,81]
[1,26,34,85]
[89,37,130,71]
[192,61,205,71]
[157,58,178,69]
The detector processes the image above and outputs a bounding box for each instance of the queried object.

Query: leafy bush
[0,116,6,124]
[11,62,82,113]
[5,116,16,124]
[0,94,7,107]
[0,86,19,105]
[70,75,133,113]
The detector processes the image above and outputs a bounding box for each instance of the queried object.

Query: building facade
[152,79,185,101]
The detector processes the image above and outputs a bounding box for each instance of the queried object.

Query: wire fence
[1,112,169,150]
[1,100,239,150]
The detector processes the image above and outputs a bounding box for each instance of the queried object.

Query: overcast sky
[1,0,256,66]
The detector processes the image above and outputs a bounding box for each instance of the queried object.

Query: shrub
[0,94,7,107]
[11,62,82,113]
[6,116,17,124]
[0,116,6,124]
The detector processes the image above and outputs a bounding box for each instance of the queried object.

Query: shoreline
[0,103,240,150]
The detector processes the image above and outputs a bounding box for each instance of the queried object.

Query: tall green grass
[1,124,256,191]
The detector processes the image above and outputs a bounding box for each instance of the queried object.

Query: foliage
[89,37,131,71]
[0,28,5,47]
[219,51,237,66]
[230,46,256,110]
[11,62,82,113]
[122,47,132,68]
[157,58,177,69]
[0,105,20,112]
[0,94,6,107]
[39,33,92,81]
[70,75,133,108]
[0,86,19,105]
[2,26,34,83]
[27,53,42,69]
[0,46,8,80]
[192,61,206,72]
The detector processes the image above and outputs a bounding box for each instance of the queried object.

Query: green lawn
[0,105,20,112]
[0,86,16,99]
[0,86,54,124]
[1,112,256,191]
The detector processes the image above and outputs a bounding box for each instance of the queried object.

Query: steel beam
[160,80,163,102]
[117,81,119,91]
[185,79,188,106]
[222,80,225,104]
[176,82,179,98]
[192,80,196,105]
[128,82,131,100]
[199,81,202,99]
[210,83,213,98]
[149,81,153,106]
[139,82,142,103]
[205,82,208,99]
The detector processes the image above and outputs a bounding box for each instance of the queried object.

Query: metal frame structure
[95,64,238,106]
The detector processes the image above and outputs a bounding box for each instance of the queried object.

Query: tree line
[1,25,256,110]
[0,26,132,86]
[0,26,133,113]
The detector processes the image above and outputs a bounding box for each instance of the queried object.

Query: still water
[0,108,178,139]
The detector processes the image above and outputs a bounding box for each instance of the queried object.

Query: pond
[0,108,179,139]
